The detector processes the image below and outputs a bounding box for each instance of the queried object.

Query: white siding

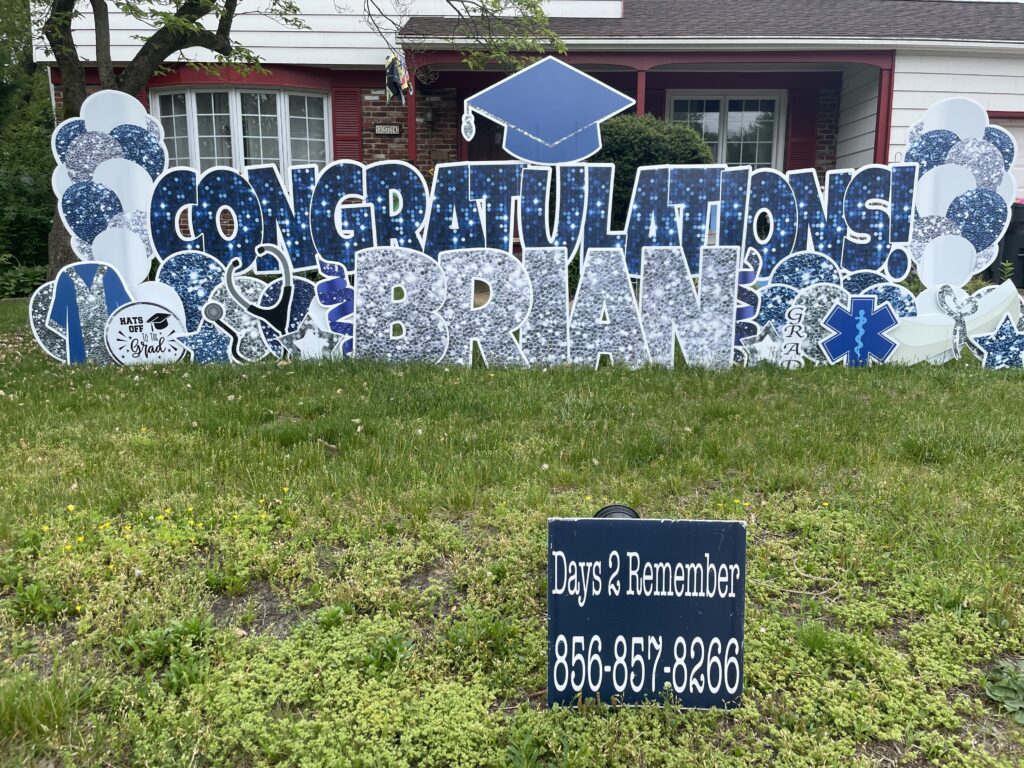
[836,63,878,169]
[989,117,1024,191]
[33,0,622,68]
[890,51,1024,166]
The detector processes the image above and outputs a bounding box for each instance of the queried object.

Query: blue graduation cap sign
[461,57,635,165]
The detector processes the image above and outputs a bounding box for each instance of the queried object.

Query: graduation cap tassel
[461,107,476,142]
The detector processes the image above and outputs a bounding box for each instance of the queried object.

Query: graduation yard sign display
[32,58,1024,369]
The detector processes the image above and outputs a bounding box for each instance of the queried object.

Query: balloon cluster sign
[31,59,1024,369]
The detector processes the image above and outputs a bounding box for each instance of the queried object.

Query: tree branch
[118,0,233,95]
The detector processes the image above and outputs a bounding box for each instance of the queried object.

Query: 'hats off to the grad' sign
[460,57,635,165]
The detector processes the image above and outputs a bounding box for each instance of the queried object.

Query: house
[34,0,1024,186]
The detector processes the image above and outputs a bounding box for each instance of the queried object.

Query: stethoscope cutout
[225,243,295,336]
[202,301,243,362]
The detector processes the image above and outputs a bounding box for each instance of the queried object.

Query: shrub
[0,253,46,298]
[593,114,714,227]
[0,71,56,269]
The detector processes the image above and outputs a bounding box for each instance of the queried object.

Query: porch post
[636,69,647,116]
[873,57,894,164]
[405,75,417,165]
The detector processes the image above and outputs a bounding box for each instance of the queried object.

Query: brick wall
[815,87,840,174]
[360,89,408,163]
[414,88,460,171]
[52,84,103,120]
[54,80,461,173]
[360,87,460,173]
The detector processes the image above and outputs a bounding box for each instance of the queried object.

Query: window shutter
[786,89,818,171]
[332,87,362,161]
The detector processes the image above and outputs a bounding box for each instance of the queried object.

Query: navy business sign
[547,518,746,707]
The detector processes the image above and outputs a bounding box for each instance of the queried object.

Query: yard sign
[547,518,746,707]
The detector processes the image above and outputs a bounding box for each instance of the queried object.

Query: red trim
[407,85,417,165]
[989,111,1024,120]
[50,64,375,89]
[148,65,338,90]
[52,65,381,130]
[873,58,894,164]
[411,49,896,70]
[413,48,893,168]
[646,71,841,91]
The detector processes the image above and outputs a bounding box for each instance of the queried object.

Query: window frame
[665,90,788,170]
[149,87,333,170]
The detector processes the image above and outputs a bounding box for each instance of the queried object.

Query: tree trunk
[46,65,86,278]
[46,216,77,279]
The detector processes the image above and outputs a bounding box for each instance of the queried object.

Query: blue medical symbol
[821,296,898,367]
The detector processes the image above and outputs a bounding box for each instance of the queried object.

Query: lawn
[0,294,1022,767]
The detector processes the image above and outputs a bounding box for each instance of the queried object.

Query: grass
[0,294,1022,766]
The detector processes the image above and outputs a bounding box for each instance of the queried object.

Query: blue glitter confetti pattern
[62,182,123,243]
[33,86,1024,373]
[905,129,959,175]
[984,126,1016,172]
[770,251,842,290]
[971,315,1024,369]
[110,124,167,180]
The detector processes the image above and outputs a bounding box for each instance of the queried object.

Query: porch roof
[399,0,1024,47]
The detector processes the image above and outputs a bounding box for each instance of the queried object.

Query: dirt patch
[403,558,463,620]
[402,558,452,590]
[211,580,309,638]
[315,541,347,576]
[8,620,78,673]
[872,609,923,652]
[854,739,927,767]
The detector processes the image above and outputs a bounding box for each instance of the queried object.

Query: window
[158,93,190,167]
[672,98,721,160]
[288,94,328,166]
[241,92,280,167]
[195,92,233,169]
[151,89,331,171]
[990,118,1024,193]
[668,92,786,169]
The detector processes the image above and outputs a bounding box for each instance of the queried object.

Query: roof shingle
[399,0,1024,44]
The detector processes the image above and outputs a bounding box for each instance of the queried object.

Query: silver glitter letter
[521,247,570,366]
[353,246,448,363]
[569,248,650,369]
[640,245,740,369]
[438,248,532,366]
